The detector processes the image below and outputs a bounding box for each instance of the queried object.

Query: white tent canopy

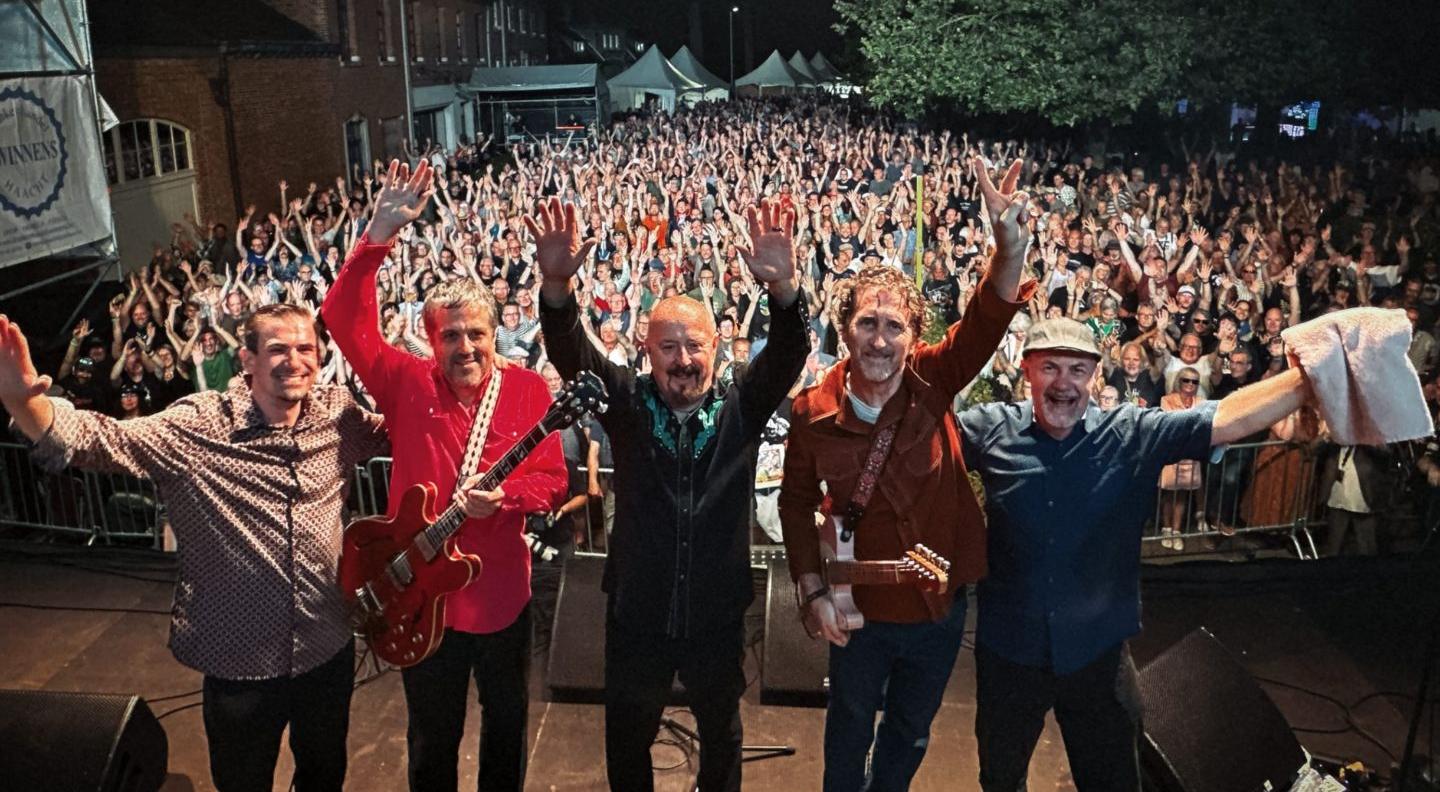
[787,51,821,86]
[607,45,703,112]
[809,52,843,82]
[669,45,729,101]
[735,50,812,94]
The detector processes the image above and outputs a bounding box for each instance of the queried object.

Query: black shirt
[1106,369,1164,409]
[923,275,963,325]
[540,290,809,637]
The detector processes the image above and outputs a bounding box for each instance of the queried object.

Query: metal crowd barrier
[0,442,165,548]
[0,439,1406,562]
[1148,438,1327,558]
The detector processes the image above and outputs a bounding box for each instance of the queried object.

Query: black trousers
[604,613,746,792]
[975,643,1142,792]
[201,641,354,792]
[401,612,532,792]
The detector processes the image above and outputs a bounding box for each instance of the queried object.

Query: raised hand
[0,316,52,406]
[737,201,796,285]
[974,157,1030,261]
[524,196,597,285]
[368,159,435,243]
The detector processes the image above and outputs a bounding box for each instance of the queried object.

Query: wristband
[799,585,830,608]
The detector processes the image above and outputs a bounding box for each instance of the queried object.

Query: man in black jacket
[529,196,808,792]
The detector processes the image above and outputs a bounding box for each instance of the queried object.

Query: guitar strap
[840,422,898,543]
[450,368,506,504]
[839,399,947,621]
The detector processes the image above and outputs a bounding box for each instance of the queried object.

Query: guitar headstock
[900,543,951,594]
[548,370,609,431]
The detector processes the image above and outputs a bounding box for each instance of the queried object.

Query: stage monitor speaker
[545,554,689,704]
[545,553,607,702]
[759,558,829,707]
[1137,629,1304,792]
[0,689,168,792]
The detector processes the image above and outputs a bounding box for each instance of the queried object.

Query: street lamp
[729,6,739,90]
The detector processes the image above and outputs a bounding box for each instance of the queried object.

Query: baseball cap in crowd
[1177,285,1197,297]
[75,357,95,371]
[119,382,146,397]
[1022,318,1101,359]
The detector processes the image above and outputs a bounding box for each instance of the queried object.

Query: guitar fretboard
[419,413,568,552]
[828,561,914,586]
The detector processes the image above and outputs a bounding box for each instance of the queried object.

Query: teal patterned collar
[639,375,724,459]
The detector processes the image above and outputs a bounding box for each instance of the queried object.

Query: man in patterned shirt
[0,303,387,792]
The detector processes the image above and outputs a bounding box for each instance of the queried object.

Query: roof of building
[91,0,335,57]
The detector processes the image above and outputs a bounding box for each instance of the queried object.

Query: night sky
[561,0,844,77]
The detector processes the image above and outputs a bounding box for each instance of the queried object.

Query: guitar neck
[826,560,913,587]
[422,418,562,549]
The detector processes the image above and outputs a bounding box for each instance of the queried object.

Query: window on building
[337,0,360,61]
[571,41,583,54]
[378,0,395,60]
[493,1,502,30]
[457,10,466,61]
[105,120,192,186]
[507,4,514,32]
[475,12,488,63]
[437,5,448,61]
[406,0,421,61]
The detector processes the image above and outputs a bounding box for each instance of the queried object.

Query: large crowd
[51,95,1440,555]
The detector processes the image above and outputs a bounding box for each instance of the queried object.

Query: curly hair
[830,265,929,339]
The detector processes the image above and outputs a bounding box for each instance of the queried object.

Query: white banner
[0,77,113,269]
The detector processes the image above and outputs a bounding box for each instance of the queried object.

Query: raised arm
[320,159,435,408]
[1211,367,1310,446]
[911,158,1033,395]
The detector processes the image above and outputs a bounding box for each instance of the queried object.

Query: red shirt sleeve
[319,233,418,412]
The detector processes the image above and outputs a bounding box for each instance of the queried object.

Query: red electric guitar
[339,371,606,667]
[802,513,952,635]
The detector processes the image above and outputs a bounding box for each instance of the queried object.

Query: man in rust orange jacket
[778,158,1033,792]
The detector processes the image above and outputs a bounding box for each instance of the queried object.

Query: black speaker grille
[0,689,167,792]
[1138,630,1304,792]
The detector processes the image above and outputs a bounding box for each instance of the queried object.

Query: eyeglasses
[1179,377,1200,385]
[1192,317,1209,324]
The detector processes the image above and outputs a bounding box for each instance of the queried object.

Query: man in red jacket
[778,158,1033,792]
[322,160,566,791]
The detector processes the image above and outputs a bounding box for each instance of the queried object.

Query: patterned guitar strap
[841,423,899,542]
[450,369,506,506]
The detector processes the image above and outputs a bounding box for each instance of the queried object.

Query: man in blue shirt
[959,317,1313,792]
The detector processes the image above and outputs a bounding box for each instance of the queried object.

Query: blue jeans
[823,595,967,792]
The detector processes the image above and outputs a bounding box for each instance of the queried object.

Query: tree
[836,0,1420,127]
[835,0,1193,125]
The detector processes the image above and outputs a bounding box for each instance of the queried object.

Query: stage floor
[0,544,1434,791]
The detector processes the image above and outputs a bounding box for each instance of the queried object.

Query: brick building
[93,0,547,267]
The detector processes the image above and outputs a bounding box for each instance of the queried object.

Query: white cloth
[1327,447,1369,512]
[1281,307,1434,445]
